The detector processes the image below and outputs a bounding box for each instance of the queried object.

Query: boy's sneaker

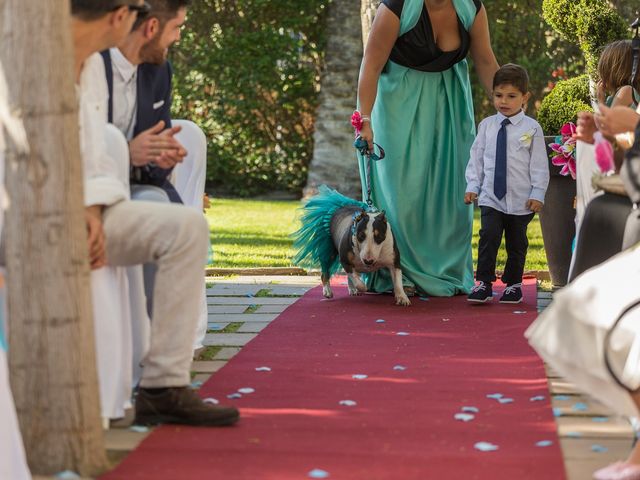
[467,281,493,303]
[499,283,523,304]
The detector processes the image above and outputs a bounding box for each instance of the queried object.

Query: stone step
[208,313,278,323]
[207,296,299,305]
[236,322,270,333]
[104,428,150,452]
[207,305,248,314]
[208,275,320,286]
[191,360,228,373]
[213,347,241,361]
[207,322,230,332]
[556,415,634,438]
[552,395,615,417]
[203,333,258,347]
[255,304,290,314]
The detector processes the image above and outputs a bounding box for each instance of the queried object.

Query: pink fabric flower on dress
[549,122,577,179]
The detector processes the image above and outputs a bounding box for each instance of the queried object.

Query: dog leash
[354,135,385,212]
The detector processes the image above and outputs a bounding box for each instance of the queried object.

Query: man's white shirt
[78,53,129,207]
[465,110,549,216]
[110,48,138,141]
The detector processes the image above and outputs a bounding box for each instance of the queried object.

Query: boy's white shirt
[78,53,129,207]
[465,110,550,216]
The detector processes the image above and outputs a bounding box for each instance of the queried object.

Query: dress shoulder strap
[399,0,424,35]
[452,0,479,31]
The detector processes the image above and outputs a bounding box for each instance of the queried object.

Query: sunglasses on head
[112,1,151,17]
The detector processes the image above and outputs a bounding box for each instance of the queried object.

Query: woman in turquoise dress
[356,0,499,297]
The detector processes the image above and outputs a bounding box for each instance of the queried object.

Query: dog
[292,185,410,306]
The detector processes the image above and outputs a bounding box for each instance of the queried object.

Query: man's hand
[464,192,478,204]
[526,199,543,213]
[85,205,106,270]
[156,125,187,168]
[129,120,188,168]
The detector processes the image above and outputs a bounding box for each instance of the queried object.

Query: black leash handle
[354,135,385,210]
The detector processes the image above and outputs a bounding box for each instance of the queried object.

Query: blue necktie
[494,118,510,200]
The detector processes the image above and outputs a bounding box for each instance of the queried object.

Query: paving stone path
[98,276,635,480]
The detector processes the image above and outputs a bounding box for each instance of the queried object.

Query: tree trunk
[304,0,363,199]
[360,0,378,45]
[0,0,108,475]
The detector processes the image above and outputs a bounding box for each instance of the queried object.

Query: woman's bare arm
[469,5,499,96]
[357,5,400,150]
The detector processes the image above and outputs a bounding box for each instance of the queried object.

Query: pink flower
[594,132,614,173]
[548,122,577,179]
[560,122,577,140]
[351,111,363,136]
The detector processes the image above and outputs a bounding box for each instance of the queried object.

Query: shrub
[543,0,628,76]
[537,75,592,135]
[471,0,584,122]
[171,0,328,197]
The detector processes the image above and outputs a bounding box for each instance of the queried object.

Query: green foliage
[171,0,329,196]
[577,4,629,75]
[471,0,584,121]
[537,75,592,135]
[536,0,631,136]
[539,0,630,136]
[543,0,628,76]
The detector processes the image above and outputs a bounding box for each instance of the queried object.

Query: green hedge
[537,75,592,135]
[171,0,328,196]
[543,0,628,76]
[471,0,583,122]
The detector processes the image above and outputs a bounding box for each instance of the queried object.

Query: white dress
[0,58,32,478]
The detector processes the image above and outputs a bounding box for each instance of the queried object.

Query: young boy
[465,64,549,304]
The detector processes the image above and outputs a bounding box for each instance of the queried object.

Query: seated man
[101,0,194,204]
[71,0,238,427]
[102,0,208,348]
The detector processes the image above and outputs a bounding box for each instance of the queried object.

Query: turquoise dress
[358,0,479,296]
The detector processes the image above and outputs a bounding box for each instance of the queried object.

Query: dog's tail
[292,185,367,275]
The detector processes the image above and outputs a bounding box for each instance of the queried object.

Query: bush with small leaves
[537,75,592,135]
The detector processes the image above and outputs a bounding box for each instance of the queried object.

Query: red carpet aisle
[102,278,566,480]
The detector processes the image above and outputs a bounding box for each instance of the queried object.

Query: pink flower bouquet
[548,122,577,179]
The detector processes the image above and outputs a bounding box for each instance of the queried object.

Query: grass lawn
[206,198,548,271]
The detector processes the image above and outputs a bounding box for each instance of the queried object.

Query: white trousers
[103,199,208,387]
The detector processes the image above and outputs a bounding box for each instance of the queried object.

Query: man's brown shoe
[134,387,240,427]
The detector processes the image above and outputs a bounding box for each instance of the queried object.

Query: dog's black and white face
[352,210,393,269]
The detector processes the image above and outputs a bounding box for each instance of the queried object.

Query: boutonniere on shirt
[518,128,537,148]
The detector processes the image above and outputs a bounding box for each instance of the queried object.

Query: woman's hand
[573,111,597,144]
[596,104,640,137]
[359,122,374,153]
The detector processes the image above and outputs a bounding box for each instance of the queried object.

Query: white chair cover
[568,140,603,277]
[173,119,208,349]
[173,119,207,210]
[91,124,139,420]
